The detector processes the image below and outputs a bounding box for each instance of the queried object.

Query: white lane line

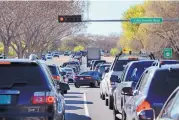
[83,92,90,117]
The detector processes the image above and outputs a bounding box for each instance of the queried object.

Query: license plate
[80,78,84,80]
[0,95,11,104]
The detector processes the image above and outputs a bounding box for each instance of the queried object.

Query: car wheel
[105,97,108,106]
[101,93,105,100]
[64,90,67,94]
[75,83,80,88]
[94,81,98,87]
[108,95,114,110]
[113,105,121,120]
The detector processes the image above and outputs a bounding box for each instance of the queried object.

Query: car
[101,57,139,109]
[98,63,111,75]
[91,60,106,70]
[121,65,179,120]
[62,61,80,72]
[80,50,87,57]
[47,64,69,94]
[0,59,67,120]
[64,51,71,56]
[62,67,75,83]
[94,63,103,71]
[113,60,154,115]
[53,52,60,57]
[74,71,102,88]
[41,54,46,61]
[151,60,179,67]
[141,86,179,120]
[45,54,53,60]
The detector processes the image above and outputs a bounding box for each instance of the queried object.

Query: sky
[85,0,144,35]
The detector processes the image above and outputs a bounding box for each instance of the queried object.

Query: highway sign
[130,18,163,24]
[164,48,172,58]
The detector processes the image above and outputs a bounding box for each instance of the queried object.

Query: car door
[116,65,129,111]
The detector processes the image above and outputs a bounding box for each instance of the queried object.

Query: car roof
[0,59,40,63]
[126,60,155,66]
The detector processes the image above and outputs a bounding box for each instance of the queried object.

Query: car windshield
[0,63,44,88]
[113,60,135,71]
[65,68,73,72]
[126,61,153,82]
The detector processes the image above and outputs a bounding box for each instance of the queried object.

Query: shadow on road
[65,113,91,120]
[65,100,93,105]
[65,105,83,110]
[67,92,83,94]
[64,96,82,98]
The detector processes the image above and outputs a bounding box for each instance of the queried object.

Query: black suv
[0,59,67,120]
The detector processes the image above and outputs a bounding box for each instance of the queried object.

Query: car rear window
[149,69,179,99]
[126,62,153,82]
[113,60,134,71]
[0,63,44,87]
[48,66,58,75]
[94,61,106,67]
[65,69,73,72]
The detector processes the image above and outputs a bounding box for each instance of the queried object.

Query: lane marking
[83,92,90,117]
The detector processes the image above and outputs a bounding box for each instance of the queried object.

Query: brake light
[75,76,78,79]
[32,92,55,105]
[53,76,60,80]
[136,100,151,113]
[0,61,11,64]
[86,76,91,79]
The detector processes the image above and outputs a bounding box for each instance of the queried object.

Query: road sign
[130,18,163,24]
[164,48,172,58]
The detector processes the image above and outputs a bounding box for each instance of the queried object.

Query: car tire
[94,81,98,88]
[108,95,114,110]
[113,105,120,120]
[75,83,80,88]
[101,93,105,100]
[64,90,67,94]
[105,97,108,106]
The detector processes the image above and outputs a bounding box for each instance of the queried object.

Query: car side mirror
[138,109,155,120]
[105,68,109,73]
[121,87,133,96]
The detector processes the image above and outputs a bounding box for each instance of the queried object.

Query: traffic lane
[45,55,70,66]
[85,87,113,120]
[65,84,92,120]
[65,84,113,120]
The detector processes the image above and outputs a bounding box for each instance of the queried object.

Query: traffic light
[58,15,82,23]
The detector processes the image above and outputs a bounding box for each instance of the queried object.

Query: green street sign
[164,48,172,58]
[130,18,163,24]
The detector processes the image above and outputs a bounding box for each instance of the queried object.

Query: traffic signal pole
[82,19,129,22]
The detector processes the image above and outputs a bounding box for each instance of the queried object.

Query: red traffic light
[59,17,64,22]
[58,15,82,23]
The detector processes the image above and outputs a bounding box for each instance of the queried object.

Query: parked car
[121,65,179,120]
[74,71,102,88]
[0,59,67,120]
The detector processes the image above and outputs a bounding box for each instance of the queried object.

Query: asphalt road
[46,55,114,120]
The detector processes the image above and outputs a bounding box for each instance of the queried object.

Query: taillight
[86,76,91,79]
[53,76,60,80]
[75,76,78,79]
[136,100,151,113]
[32,92,55,105]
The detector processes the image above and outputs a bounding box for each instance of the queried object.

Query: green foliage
[73,45,85,52]
[110,48,119,56]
